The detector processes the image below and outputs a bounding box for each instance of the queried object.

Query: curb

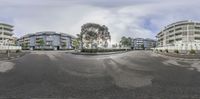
[154,52,200,61]
[70,51,130,55]
[0,52,28,61]
[0,56,20,61]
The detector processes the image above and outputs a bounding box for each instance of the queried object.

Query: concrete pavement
[0,51,200,99]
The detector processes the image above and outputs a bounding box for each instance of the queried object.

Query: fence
[0,45,22,50]
[154,42,200,51]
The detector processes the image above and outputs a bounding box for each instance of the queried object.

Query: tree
[22,43,28,49]
[80,23,111,49]
[72,39,80,51]
[127,37,132,47]
[112,43,118,48]
[62,42,67,48]
[38,39,45,49]
[120,36,132,47]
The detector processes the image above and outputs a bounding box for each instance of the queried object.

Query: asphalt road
[0,51,200,99]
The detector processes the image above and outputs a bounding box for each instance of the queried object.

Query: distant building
[156,20,200,51]
[0,23,15,46]
[144,39,157,50]
[17,31,75,50]
[132,38,144,50]
[132,38,156,50]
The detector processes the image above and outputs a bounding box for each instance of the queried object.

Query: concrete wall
[0,45,21,50]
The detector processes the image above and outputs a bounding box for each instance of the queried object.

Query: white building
[156,20,200,52]
[0,23,21,50]
[131,38,156,50]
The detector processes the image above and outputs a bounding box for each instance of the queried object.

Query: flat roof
[0,23,14,27]
[18,31,76,39]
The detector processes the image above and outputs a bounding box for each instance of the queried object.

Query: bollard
[6,50,10,58]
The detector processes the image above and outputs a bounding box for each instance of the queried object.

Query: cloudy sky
[0,0,200,44]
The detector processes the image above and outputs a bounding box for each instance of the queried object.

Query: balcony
[0,31,13,36]
[194,34,200,38]
[0,35,13,39]
[175,35,183,39]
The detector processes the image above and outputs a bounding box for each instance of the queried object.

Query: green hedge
[174,50,179,54]
[16,50,21,53]
[81,49,130,53]
[165,49,168,53]
[190,49,196,54]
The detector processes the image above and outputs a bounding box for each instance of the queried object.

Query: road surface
[0,51,200,99]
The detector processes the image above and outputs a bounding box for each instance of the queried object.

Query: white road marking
[163,60,181,66]
[191,62,200,72]
[0,61,15,73]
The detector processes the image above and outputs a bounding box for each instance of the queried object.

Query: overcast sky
[0,0,200,44]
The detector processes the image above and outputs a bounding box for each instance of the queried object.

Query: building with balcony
[132,38,156,50]
[156,20,200,52]
[144,38,157,50]
[17,31,75,50]
[0,23,15,46]
[0,23,21,51]
[132,38,144,50]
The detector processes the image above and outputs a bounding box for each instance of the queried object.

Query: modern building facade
[0,23,15,46]
[17,31,75,50]
[144,38,157,50]
[132,38,156,50]
[156,20,200,51]
[132,38,144,50]
[0,23,21,51]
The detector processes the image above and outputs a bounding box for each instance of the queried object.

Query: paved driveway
[0,51,200,99]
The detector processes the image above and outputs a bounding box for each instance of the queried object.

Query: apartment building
[132,38,144,50]
[144,38,157,50]
[0,23,21,51]
[0,23,15,46]
[17,31,75,50]
[132,38,156,50]
[156,20,200,51]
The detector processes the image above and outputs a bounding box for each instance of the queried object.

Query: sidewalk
[155,52,200,60]
[0,52,28,60]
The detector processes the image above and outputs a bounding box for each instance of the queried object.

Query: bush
[190,49,196,54]
[156,49,158,52]
[16,50,21,53]
[165,49,168,53]
[174,50,179,54]
[81,49,128,53]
